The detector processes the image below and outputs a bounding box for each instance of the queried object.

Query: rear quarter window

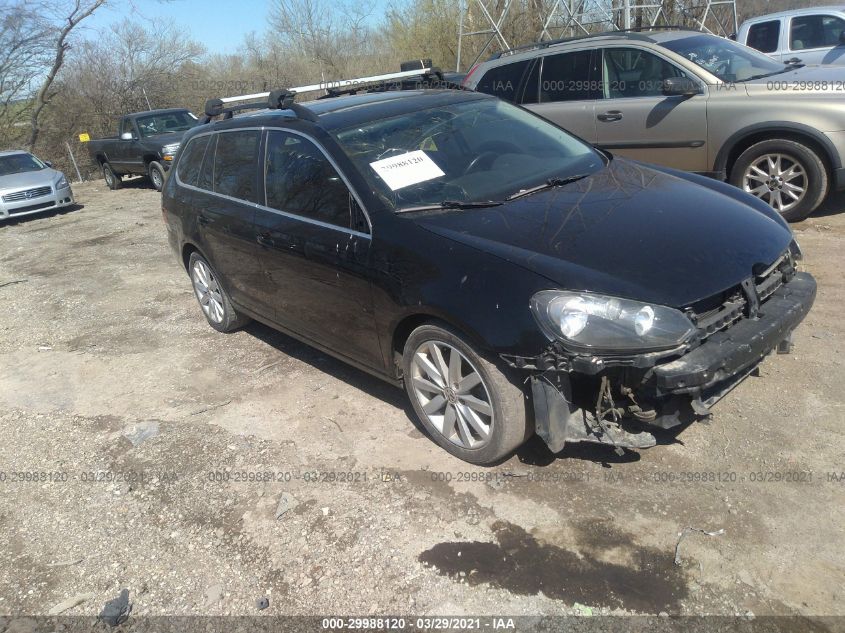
[176,135,210,186]
[475,60,531,103]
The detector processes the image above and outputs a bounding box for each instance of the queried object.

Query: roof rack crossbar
[202,66,440,124]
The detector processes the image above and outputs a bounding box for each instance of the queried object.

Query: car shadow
[514,420,692,468]
[813,190,845,218]
[1,203,85,226]
[242,320,423,427]
[112,175,154,190]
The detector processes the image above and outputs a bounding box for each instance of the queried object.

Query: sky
[80,0,391,54]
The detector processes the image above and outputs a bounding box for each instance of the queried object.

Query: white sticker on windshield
[369,150,445,191]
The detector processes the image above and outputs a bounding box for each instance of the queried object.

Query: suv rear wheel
[102,162,121,190]
[188,252,250,333]
[402,323,531,464]
[730,139,827,222]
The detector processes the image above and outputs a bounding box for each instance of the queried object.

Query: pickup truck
[737,7,845,66]
[87,108,199,191]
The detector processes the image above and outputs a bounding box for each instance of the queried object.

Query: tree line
[0,0,809,180]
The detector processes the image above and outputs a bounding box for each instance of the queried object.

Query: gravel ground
[0,178,843,623]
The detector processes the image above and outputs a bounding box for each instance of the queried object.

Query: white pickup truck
[737,6,845,66]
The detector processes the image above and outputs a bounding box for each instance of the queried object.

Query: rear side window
[791,14,845,50]
[476,60,531,103]
[264,130,353,230]
[747,20,781,53]
[212,131,260,202]
[539,50,598,103]
[176,135,210,186]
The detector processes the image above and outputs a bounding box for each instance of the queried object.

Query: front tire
[402,323,531,464]
[102,162,121,190]
[730,139,827,222]
[148,161,166,192]
[188,252,250,333]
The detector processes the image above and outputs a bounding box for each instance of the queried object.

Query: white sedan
[0,150,74,222]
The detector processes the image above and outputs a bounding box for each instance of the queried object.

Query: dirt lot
[0,178,843,624]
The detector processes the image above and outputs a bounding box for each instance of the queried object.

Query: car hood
[143,131,185,147]
[0,168,60,193]
[413,159,792,308]
[742,64,845,96]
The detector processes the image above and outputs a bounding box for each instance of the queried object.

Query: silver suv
[464,29,845,221]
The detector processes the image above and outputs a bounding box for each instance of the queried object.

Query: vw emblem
[26,190,35,199]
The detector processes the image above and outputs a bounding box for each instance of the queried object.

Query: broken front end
[505,248,816,454]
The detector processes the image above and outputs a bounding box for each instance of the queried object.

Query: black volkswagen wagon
[162,88,815,464]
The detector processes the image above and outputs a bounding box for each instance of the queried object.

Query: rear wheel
[102,162,121,190]
[402,323,530,464]
[148,161,165,192]
[730,139,827,222]
[188,252,250,333]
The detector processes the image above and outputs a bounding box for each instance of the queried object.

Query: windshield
[136,111,198,137]
[0,153,46,177]
[332,98,603,211]
[660,33,789,82]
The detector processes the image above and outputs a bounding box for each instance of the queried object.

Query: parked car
[162,87,814,464]
[464,28,845,221]
[86,108,199,191]
[738,6,845,65]
[0,150,74,222]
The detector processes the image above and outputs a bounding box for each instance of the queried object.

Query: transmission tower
[456,0,738,71]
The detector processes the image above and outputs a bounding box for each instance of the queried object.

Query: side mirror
[44,160,53,167]
[662,76,701,97]
[120,132,134,140]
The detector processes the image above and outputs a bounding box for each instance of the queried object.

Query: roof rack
[492,25,701,59]
[202,66,453,124]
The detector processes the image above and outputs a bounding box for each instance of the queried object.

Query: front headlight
[788,237,803,262]
[161,143,180,156]
[55,174,69,189]
[530,290,696,352]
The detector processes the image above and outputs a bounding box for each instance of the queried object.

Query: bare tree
[26,0,107,151]
[0,3,50,147]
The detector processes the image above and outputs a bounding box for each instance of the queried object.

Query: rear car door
[788,14,845,65]
[191,129,265,311]
[524,49,600,143]
[253,129,381,368]
[594,46,708,173]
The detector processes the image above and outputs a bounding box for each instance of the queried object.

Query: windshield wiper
[396,199,503,213]
[506,174,590,201]
[738,66,802,82]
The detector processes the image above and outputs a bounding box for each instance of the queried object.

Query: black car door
[191,129,264,311]
[253,129,380,368]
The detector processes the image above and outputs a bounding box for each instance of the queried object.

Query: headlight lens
[161,143,180,156]
[530,290,696,352]
[788,237,802,262]
[55,174,69,189]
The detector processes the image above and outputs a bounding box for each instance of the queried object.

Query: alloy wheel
[151,168,163,189]
[742,153,807,214]
[191,260,225,323]
[410,341,494,449]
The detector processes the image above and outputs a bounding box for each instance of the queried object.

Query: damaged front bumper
[505,272,817,453]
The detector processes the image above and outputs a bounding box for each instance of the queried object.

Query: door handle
[597,110,623,122]
[197,214,210,226]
